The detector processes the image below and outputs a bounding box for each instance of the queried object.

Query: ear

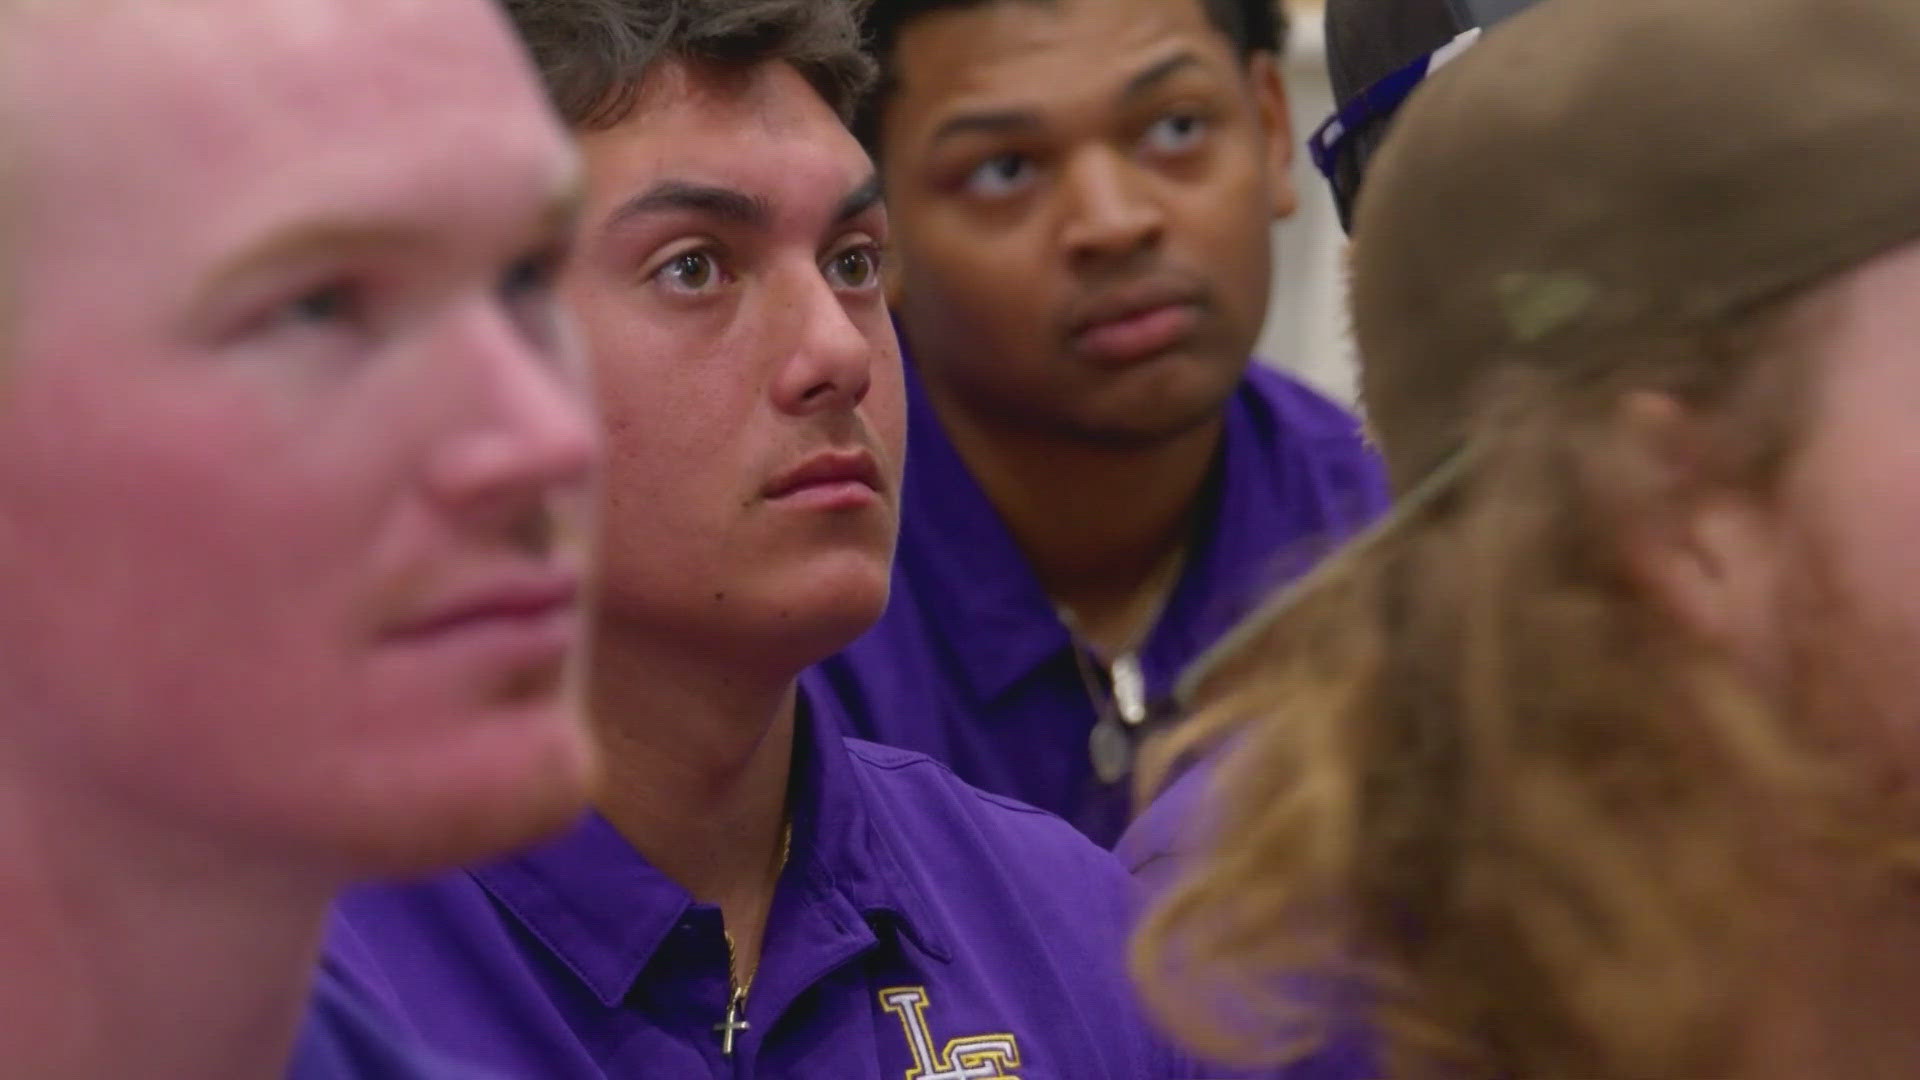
[1614,392,1784,676]
[1245,51,1299,222]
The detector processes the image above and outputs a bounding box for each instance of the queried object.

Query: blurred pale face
[0,0,599,874]
[1776,240,1920,768]
[566,61,905,674]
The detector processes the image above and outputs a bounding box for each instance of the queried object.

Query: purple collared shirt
[288,964,495,1079]
[326,701,1201,1078]
[805,359,1388,847]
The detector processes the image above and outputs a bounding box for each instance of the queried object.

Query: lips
[761,449,884,502]
[386,572,582,644]
[1066,281,1206,364]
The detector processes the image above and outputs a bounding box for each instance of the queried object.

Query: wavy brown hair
[503,0,875,129]
[1129,286,1919,1078]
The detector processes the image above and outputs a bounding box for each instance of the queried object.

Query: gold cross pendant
[713,985,750,1057]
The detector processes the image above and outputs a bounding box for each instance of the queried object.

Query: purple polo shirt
[804,359,1387,846]
[1116,757,1217,899]
[325,700,1202,1078]
[288,964,497,1079]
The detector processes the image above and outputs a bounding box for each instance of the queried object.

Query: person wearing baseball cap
[1136,0,1920,1076]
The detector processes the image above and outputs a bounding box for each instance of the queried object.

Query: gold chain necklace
[1057,541,1191,785]
[713,819,793,1058]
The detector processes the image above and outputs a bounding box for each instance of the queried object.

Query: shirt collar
[897,348,1295,702]
[894,356,1074,704]
[468,694,949,1009]
[793,692,952,962]
[1137,376,1319,687]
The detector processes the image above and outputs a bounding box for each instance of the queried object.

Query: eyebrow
[197,223,429,303]
[602,181,774,235]
[930,109,1044,147]
[1121,51,1205,101]
[195,187,582,304]
[602,173,884,236]
[928,50,1209,148]
[834,175,885,224]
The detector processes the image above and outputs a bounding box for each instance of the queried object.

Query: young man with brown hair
[327,2,1201,1075]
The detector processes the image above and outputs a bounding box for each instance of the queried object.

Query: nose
[1058,147,1165,269]
[769,267,873,418]
[423,302,600,536]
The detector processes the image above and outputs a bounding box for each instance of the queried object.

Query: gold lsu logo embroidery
[879,987,1023,1080]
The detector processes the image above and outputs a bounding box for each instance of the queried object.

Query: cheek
[898,217,1052,339]
[1182,168,1274,316]
[581,287,753,451]
[588,344,754,603]
[0,393,375,814]
[862,324,910,476]
[1778,429,1920,763]
[593,346,748,516]
[1791,385,1920,617]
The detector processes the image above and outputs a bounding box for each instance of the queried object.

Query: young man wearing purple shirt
[326,2,1200,1075]
[805,0,1389,848]
[0,0,601,1075]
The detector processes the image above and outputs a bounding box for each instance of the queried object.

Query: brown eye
[500,249,560,300]
[964,153,1036,199]
[825,245,882,291]
[655,250,723,294]
[285,282,361,325]
[1142,113,1208,155]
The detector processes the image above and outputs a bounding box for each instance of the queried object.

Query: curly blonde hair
[1128,289,1917,1077]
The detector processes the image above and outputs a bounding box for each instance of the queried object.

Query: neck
[0,757,331,1080]
[589,619,796,978]
[1740,862,1920,1079]
[926,383,1221,657]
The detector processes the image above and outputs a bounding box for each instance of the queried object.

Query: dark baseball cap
[1350,0,1920,491]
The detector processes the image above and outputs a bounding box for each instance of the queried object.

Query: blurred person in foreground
[327,1,1195,1075]
[1116,0,1514,901]
[805,0,1387,848]
[1137,0,1920,1076]
[0,0,600,1075]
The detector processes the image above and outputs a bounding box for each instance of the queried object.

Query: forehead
[886,0,1238,133]
[576,60,872,225]
[5,0,573,319]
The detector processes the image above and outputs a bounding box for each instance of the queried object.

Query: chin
[300,697,597,878]
[759,554,894,662]
[809,552,892,611]
[1061,359,1246,447]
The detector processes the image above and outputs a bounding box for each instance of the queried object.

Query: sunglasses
[1309,0,1540,229]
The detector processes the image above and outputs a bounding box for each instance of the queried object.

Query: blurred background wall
[1256,0,1359,406]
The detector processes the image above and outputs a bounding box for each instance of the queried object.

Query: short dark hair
[502,0,878,130]
[853,0,1289,154]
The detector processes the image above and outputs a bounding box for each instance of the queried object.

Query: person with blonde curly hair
[1137,0,1920,1076]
